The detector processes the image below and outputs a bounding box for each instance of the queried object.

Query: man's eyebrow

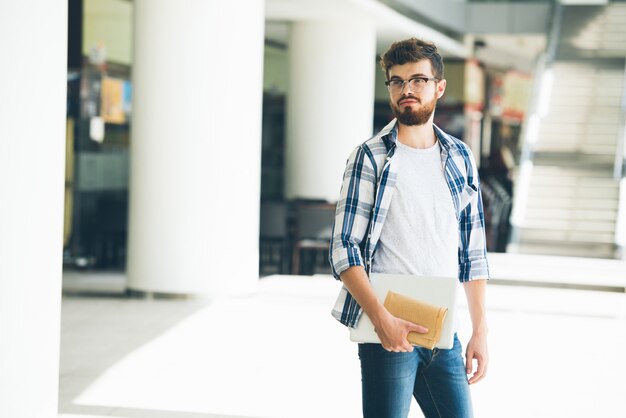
[389,73,430,80]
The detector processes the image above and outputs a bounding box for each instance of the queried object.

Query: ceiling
[265,0,469,57]
[265,0,554,72]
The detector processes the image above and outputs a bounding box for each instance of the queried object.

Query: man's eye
[412,78,427,84]
[391,81,404,88]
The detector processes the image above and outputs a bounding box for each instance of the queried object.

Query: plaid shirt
[329,119,490,328]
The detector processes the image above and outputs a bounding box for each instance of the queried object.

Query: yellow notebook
[383,290,448,350]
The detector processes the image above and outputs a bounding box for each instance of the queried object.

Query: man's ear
[437,79,447,99]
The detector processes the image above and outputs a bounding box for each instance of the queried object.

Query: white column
[286,19,376,202]
[128,0,265,296]
[0,2,67,418]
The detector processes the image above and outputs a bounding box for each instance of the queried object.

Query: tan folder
[383,290,448,350]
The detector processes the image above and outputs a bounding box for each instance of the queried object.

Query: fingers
[405,320,428,334]
[410,324,429,334]
[381,335,414,353]
[465,349,473,375]
[466,352,488,385]
[469,356,487,384]
[383,342,414,353]
[379,318,426,353]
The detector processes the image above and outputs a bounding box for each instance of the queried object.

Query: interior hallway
[58,266,626,418]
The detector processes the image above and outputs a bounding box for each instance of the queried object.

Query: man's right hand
[373,310,428,352]
[338,266,428,353]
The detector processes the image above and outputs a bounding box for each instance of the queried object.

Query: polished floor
[58,265,626,418]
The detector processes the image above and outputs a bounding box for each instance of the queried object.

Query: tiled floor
[58,272,626,418]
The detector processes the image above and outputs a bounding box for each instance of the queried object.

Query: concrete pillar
[0,1,67,417]
[127,0,265,296]
[286,19,376,202]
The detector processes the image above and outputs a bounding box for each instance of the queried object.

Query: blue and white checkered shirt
[329,119,490,328]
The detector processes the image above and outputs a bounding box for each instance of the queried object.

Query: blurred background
[1,0,626,417]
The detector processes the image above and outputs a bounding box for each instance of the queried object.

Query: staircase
[512,4,626,259]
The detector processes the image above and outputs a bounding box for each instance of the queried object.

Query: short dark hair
[379,38,444,80]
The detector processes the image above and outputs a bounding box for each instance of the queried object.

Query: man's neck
[396,120,437,149]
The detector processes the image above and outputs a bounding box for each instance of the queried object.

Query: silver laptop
[349,273,459,349]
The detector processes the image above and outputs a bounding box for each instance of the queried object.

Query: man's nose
[402,81,414,94]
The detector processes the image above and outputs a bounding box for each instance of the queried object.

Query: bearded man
[329,38,490,418]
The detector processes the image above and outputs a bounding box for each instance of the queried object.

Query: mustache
[397,95,420,105]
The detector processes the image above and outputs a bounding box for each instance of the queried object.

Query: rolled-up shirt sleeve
[329,145,376,280]
[458,148,490,282]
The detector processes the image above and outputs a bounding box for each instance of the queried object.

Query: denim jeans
[358,334,472,418]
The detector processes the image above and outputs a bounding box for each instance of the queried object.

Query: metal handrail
[507,2,562,249]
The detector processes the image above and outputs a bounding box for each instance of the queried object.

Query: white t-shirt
[372,139,458,278]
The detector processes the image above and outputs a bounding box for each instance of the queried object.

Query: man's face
[387,60,446,126]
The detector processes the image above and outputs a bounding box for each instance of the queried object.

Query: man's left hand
[465,332,488,385]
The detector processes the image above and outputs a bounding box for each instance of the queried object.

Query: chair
[290,201,336,275]
[259,200,289,275]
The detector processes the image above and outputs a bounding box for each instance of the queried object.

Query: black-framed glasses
[385,77,439,94]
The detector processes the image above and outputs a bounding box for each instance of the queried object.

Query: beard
[390,95,437,126]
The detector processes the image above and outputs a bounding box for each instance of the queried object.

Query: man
[329,38,489,418]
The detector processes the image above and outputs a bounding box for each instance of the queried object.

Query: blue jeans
[358,334,472,418]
